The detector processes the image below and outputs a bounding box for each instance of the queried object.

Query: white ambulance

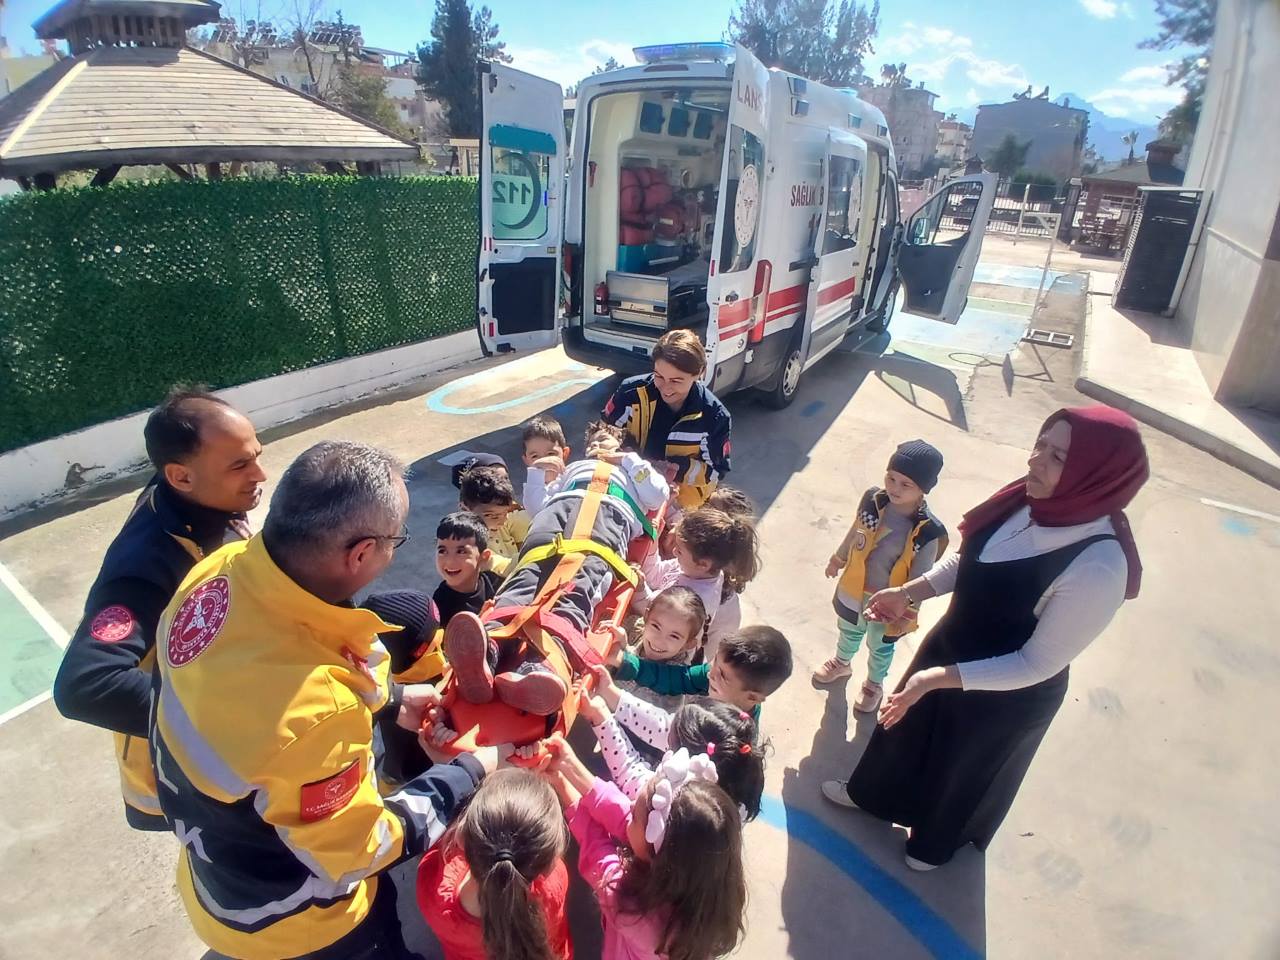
[476,42,995,407]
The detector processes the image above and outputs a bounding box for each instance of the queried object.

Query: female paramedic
[601,329,732,511]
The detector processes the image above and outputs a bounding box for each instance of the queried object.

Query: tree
[1141,0,1216,142]
[879,61,909,87]
[332,67,411,137]
[728,0,880,87]
[1121,129,1140,163]
[566,56,623,98]
[986,134,1031,181]
[416,0,511,137]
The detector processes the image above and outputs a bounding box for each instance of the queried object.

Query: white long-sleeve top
[590,692,676,801]
[522,453,670,541]
[922,506,1127,692]
[636,552,724,625]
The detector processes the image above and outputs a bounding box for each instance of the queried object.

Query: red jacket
[417,845,573,960]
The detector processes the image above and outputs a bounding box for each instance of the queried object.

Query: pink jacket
[568,778,671,960]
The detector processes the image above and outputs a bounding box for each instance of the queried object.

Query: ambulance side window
[718,125,765,274]
[823,156,862,254]
[491,146,552,240]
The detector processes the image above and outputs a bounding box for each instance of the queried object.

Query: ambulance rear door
[804,130,868,358]
[477,61,565,355]
[704,44,771,394]
[895,172,995,324]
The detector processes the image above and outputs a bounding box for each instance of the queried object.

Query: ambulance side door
[704,44,771,395]
[477,61,565,355]
[895,172,995,324]
[804,131,868,358]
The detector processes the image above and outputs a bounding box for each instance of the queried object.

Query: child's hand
[419,719,458,765]
[577,685,612,726]
[587,663,622,711]
[532,454,565,481]
[599,620,628,660]
[825,554,844,578]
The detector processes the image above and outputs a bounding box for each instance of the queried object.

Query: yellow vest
[835,488,948,638]
[154,535,410,960]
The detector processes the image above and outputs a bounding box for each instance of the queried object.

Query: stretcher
[427,461,663,762]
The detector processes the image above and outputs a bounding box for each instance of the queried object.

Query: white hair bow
[644,747,719,853]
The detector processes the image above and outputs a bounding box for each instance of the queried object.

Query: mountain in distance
[947,93,1159,164]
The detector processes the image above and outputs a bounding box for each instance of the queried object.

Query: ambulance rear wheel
[867,279,899,334]
[761,342,805,409]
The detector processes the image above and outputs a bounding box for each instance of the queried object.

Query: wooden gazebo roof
[0,0,420,179]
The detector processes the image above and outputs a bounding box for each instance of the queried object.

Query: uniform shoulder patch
[90,605,136,644]
[300,761,362,822]
[167,576,231,667]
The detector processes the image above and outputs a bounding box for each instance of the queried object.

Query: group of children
[411,414,792,960]
[412,412,949,960]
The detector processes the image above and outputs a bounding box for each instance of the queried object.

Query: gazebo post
[90,165,122,187]
[165,163,193,181]
[323,161,349,175]
[228,161,243,178]
[205,162,222,180]
[33,172,58,190]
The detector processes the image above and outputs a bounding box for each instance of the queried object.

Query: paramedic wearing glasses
[151,441,502,959]
[601,328,732,511]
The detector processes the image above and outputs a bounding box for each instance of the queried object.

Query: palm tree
[1122,130,1140,164]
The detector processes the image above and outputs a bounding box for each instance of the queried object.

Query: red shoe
[443,613,495,704]
[494,664,568,716]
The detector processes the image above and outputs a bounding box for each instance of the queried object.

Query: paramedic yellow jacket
[151,535,483,960]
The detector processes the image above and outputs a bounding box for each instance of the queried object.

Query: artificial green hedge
[0,175,479,453]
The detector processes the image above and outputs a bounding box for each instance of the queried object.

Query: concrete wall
[1175,0,1280,412]
[971,99,1088,182]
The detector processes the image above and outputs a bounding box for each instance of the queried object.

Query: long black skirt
[846,642,1068,866]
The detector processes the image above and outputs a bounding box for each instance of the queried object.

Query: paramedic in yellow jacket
[152,441,506,960]
[602,328,732,511]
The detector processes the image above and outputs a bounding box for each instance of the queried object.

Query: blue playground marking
[972,263,1066,290]
[425,362,602,415]
[758,796,981,960]
[1220,515,1256,537]
[800,400,826,417]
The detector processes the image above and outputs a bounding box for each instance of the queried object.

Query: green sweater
[615,652,762,722]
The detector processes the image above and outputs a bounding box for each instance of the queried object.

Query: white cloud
[1119,65,1169,83]
[503,39,635,91]
[1079,0,1119,18]
[1120,2,1137,18]
[1088,83,1183,121]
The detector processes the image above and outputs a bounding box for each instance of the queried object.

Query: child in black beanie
[814,440,949,713]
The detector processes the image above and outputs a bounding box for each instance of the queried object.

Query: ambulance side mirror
[909,216,930,245]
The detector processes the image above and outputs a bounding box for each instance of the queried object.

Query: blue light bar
[633,42,735,65]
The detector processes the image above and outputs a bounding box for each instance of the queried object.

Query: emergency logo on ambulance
[167,576,230,667]
[734,165,760,247]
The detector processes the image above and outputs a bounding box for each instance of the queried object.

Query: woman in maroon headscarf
[822,406,1150,870]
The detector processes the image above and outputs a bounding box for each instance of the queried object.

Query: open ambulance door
[803,131,869,361]
[895,172,995,324]
[705,44,771,395]
[477,62,565,355]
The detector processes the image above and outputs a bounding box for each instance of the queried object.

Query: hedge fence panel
[0,175,478,453]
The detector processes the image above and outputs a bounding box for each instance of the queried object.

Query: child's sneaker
[812,657,853,684]
[853,680,883,713]
[443,612,496,704]
[495,661,568,716]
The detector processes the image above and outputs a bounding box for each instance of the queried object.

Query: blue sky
[2,0,1189,125]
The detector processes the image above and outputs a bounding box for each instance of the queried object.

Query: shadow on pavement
[779,681,987,959]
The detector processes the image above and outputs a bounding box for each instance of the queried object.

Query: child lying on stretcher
[442,422,670,716]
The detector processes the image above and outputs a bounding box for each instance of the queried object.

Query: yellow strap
[513,534,637,586]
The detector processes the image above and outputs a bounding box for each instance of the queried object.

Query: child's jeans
[835,613,893,683]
